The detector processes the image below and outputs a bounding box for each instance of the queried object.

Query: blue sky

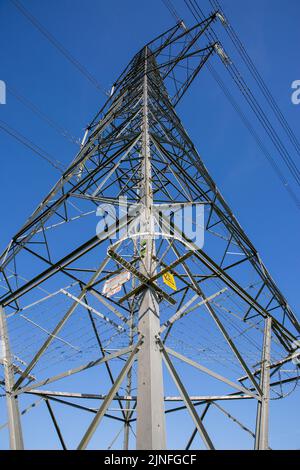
[0,0,299,450]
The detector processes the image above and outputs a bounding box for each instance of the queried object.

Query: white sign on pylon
[102,271,131,297]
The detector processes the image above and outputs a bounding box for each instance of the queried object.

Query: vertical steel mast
[255,316,272,450]
[0,307,23,449]
[136,47,166,450]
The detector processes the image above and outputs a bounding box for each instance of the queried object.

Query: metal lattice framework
[0,14,299,450]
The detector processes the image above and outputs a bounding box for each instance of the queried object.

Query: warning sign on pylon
[162,271,177,291]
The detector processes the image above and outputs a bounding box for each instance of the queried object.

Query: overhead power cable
[206,65,300,208]
[0,119,65,172]
[161,0,182,23]
[10,0,108,96]
[187,0,300,188]
[160,0,300,208]
[8,86,80,146]
[210,0,300,159]
[188,0,300,184]
[177,0,300,209]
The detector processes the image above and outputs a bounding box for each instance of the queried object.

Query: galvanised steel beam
[136,48,166,450]
[77,340,142,450]
[160,214,298,346]
[0,306,23,449]
[17,345,134,395]
[255,317,272,450]
[186,403,211,450]
[45,399,67,450]
[165,347,259,399]
[160,231,263,396]
[12,257,112,391]
[1,212,133,308]
[160,342,214,450]
[25,390,254,401]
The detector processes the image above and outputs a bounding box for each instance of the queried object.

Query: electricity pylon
[0,13,299,450]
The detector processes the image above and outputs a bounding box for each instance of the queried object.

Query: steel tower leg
[123,304,135,449]
[0,306,24,449]
[255,316,272,450]
[136,47,166,450]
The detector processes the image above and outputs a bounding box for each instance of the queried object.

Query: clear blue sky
[0,0,299,450]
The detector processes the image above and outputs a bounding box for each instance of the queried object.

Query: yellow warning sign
[162,271,177,291]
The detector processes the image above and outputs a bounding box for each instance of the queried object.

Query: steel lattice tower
[0,14,299,450]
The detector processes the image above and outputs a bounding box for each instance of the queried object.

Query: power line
[8,86,80,146]
[210,0,300,159]
[160,0,300,208]
[206,64,300,208]
[0,119,65,172]
[178,0,300,209]
[188,0,300,184]
[188,0,300,187]
[161,0,182,23]
[10,0,108,96]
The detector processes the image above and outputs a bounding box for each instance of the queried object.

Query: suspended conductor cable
[161,0,300,208]
[8,86,80,146]
[207,65,300,208]
[188,0,300,187]
[10,0,108,96]
[210,0,300,158]
[0,119,65,172]
[161,0,182,23]
[181,0,300,208]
